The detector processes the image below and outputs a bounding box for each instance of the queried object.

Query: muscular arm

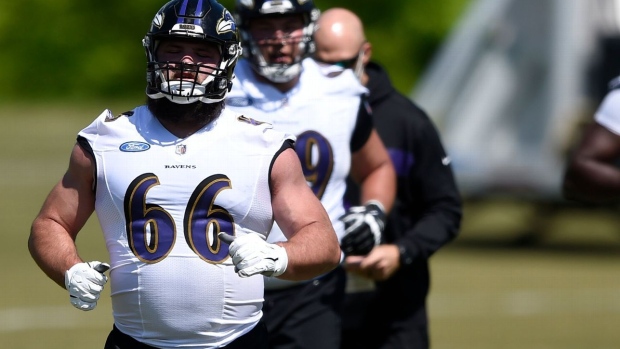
[563,122,620,203]
[28,143,96,288]
[350,130,396,212]
[270,148,341,281]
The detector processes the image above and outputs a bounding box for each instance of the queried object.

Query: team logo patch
[104,110,120,122]
[176,144,187,155]
[120,141,151,152]
[105,110,134,122]
[217,9,236,34]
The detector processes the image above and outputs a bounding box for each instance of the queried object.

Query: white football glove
[218,233,288,278]
[340,201,386,256]
[64,261,110,311]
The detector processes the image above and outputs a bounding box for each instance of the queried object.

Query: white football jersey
[227,58,368,245]
[78,106,292,349]
[595,88,620,135]
[227,58,369,290]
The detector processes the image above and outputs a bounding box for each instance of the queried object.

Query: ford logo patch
[120,141,151,152]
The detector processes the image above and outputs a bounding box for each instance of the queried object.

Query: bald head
[314,8,372,83]
[314,8,369,64]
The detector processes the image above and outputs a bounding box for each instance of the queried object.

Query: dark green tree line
[0,0,470,102]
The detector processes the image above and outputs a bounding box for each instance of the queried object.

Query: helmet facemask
[145,37,241,104]
[241,18,314,83]
[157,61,214,104]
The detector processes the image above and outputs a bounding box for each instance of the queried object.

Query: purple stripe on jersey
[388,148,415,177]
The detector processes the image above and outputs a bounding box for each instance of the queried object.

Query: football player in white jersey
[564,85,620,203]
[226,1,397,348]
[27,1,341,348]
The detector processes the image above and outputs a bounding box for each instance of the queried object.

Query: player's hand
[340,201,386,256]
[64,261,110,311]
[344,245,400,281]
[218,233,288,278]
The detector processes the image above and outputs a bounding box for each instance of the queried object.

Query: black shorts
[262,266,346,349]
[341,291,429,349]
[104,321,268,349]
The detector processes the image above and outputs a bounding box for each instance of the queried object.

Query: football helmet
[234,0,320,83]
[144,0,242,104]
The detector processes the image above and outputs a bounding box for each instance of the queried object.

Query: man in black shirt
[314,8,463,349]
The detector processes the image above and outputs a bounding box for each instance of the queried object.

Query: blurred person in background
[563,83,620,203]
[27,0,342,348]
[227,0,397,348]
[314,8,462,349]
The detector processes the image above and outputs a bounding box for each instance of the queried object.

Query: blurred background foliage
[0,0,471,103]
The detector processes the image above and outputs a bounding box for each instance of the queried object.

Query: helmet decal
[217,9,236,34]
[153,13,164,29]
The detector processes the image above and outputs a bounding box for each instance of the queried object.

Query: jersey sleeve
[350,96,374,153]
[77,109,115,144]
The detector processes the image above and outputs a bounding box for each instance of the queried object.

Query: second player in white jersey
[226,1,395,348]
[226,57,369,245]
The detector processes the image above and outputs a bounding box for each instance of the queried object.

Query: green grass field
[3,103,620,348]
[1,102,132,348]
